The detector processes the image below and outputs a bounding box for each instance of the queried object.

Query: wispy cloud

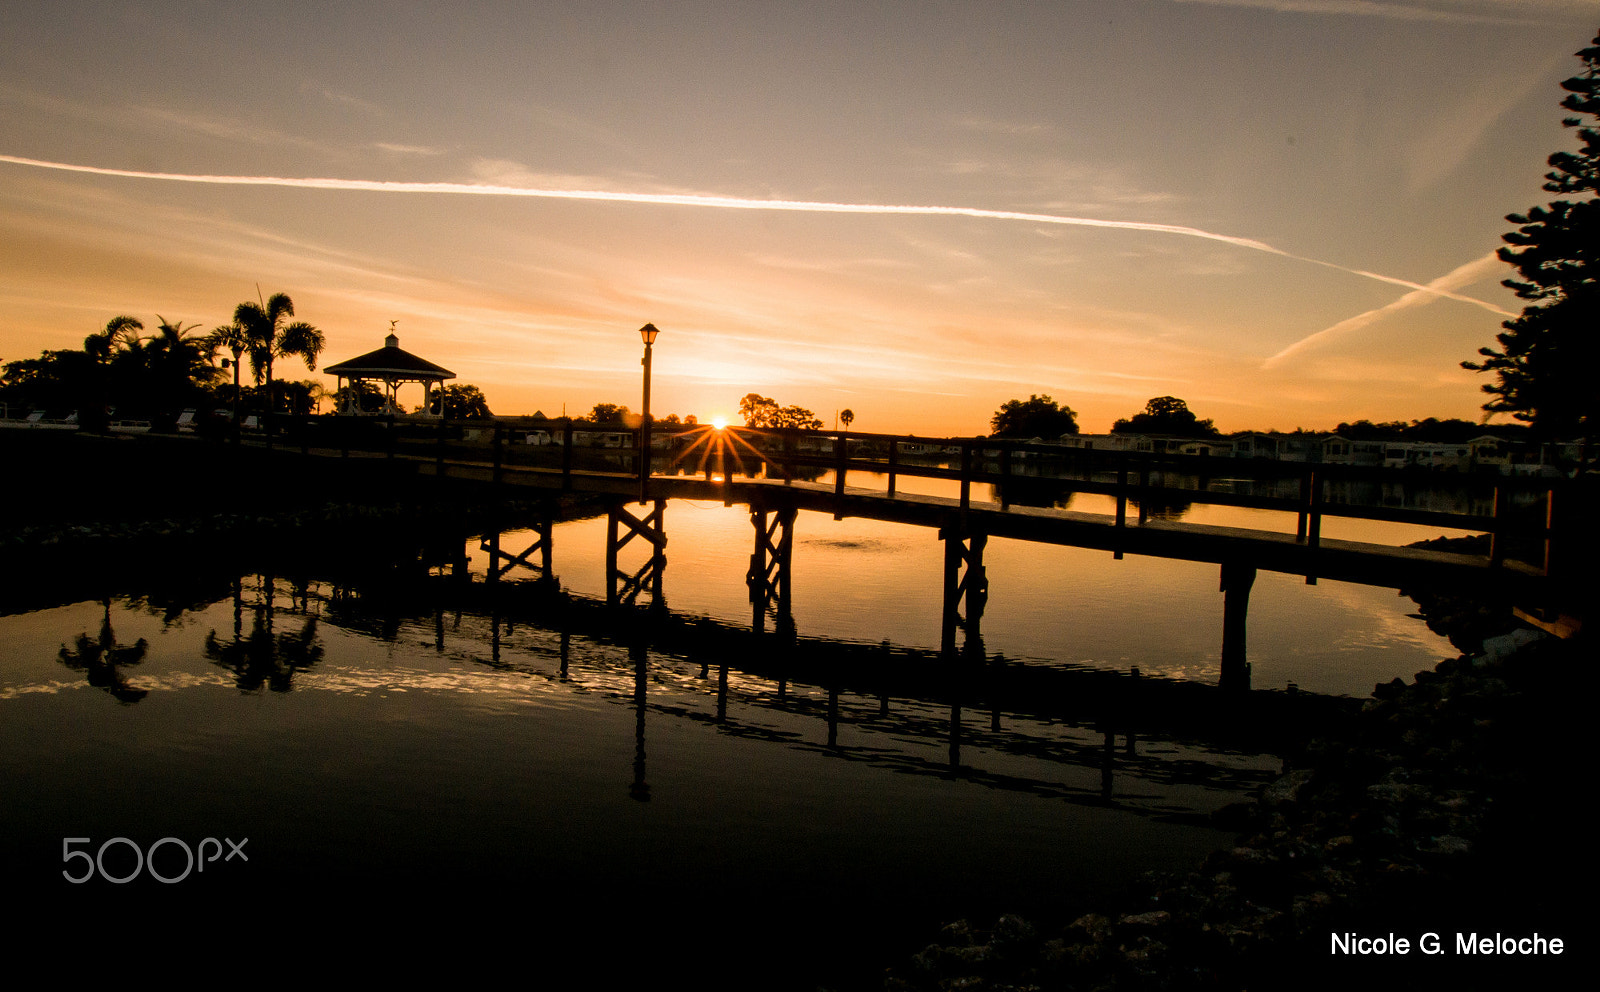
[1403,61,1560,193]
[301,82,383,116]
[133,106,334,155]
[374,142,446,156]
[1169,0,1571,25]
[1263,251,1510,367]
[951,115,1057,137]
[0,153,1511,317]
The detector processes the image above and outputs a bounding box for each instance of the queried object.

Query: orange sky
[3,2,1597,434]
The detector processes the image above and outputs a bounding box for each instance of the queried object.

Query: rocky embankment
[881,557,1584,990]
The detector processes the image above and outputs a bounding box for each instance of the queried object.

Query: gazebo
[325,328,456,417]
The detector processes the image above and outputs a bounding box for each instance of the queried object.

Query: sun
[711,416,729,430]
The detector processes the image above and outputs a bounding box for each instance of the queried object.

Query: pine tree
[1463,35,1600,437]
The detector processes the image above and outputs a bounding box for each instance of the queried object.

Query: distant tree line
[0,290,493,430]
[575,395,835,431]
[3,313,230,432]
[582,403,698,426]
[987,395,1531,442]
[1332,418,1528,443]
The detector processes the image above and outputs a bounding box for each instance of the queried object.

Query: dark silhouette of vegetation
[2,349,104,424]
[233,292,324,417]
[424,383,492,418]
[205,611,324,693]
[1112,396,1219,437]
[1463,34,1600,438]
[58,600,149,704]
[740,393,823,429]
[335,380,386,415]
[278,379,327,416]
[1333,418,1520,443]
[1,314,220,430]
[990,394,1078,439]
[589,402,630,424]
[146,317,219,421]
[839,408,855,429]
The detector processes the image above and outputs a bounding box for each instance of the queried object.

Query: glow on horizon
[0,153,1512,317]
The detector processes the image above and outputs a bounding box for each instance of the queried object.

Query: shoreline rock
[879,547,1584,990]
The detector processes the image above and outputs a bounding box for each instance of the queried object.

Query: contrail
[1264,251,1513,368]
[0,152,1508,315]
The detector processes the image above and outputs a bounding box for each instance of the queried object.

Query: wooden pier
[13,419,1590,689]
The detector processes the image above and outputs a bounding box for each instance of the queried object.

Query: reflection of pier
[322,564,1350,757]
[314,573,1309,811]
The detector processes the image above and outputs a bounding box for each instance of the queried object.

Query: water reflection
[24,554,1304,812]
[3,541,1326,991]
[57,598,149,703]
[200,571,325,692]
[204,611,323,693]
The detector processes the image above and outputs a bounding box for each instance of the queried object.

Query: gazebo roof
[325,333,456,381]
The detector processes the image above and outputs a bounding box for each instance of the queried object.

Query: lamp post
[224,343,243,444]
[638,323,660,501]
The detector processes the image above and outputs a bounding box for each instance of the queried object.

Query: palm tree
[209,322,251,427]
[148,317,220,424]
[84,315,143,362]
[81,315,147,428]
[839,408,855,430]
[233,292,325,418]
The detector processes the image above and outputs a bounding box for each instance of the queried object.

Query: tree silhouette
[739,393,823,429]
[205,610,324,693]
[1463,34,1600,438]
[990,394,1078,439]
[234,292,325,417]
[437,384,492,418]
[335,380,385,414]
[839,408,855,429]
[147,316,219,421]
[590,402,630,423]
[85,315,143,362]
[71,314,215,426]
[1111,396,1219,436]
[58,600,149,703]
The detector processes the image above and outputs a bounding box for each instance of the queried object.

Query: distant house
[1058,432,1229,457]
[1229,433,1279,460]
[1382,442,1472,471]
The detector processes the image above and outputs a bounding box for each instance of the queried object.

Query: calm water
[0,485,1465,983]
[537,473,1462,696]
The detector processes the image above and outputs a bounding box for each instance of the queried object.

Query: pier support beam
[1220,561,1255,692]
[940,527,988,657]
[481,504,558,587]
[747,505,796,632]
[608,500,668,608]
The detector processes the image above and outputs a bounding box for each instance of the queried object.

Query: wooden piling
[1220,561,1255,692]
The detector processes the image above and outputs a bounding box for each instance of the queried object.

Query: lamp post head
[639,323,660,346]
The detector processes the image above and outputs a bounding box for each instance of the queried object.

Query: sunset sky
[3,1,1597,435]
